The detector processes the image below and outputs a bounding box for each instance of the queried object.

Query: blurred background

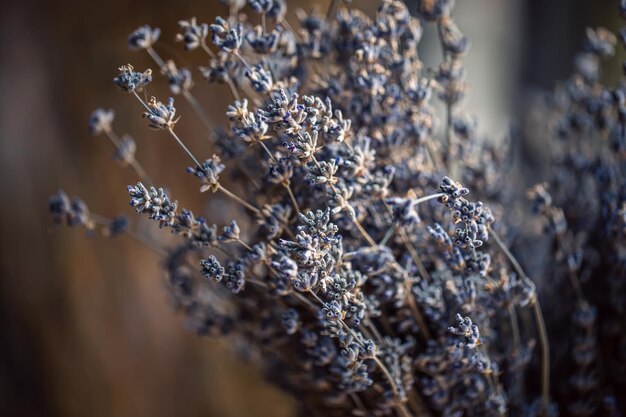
[0,0,620,416]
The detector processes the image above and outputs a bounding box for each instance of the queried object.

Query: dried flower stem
[225,79,242,101]
[372,357,413,417]
[364,317,383,342]
[90,212,166,256]
[349,393,368,416]
[353,215,378,247]
[379,220,398,246]
[233,52,252,72]
[489,225,550,412]
[508,304,521,356]
[132,90,153,112]
[326,0,338,19]
[445,103,454,173]
[217,184,261,215]
[283,182,302,215]
[555,234,585,302]
[182,90,216,131]
[399,228,431,282]
[146,46,166,68]
[258,140,276,162]
[507,303,525,398]
[397,267,432,340]
[200,42,218,60]
[166,127,204,170]
[532,300,550,414]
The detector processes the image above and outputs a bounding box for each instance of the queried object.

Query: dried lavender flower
[113,64,152,93]
[210,17,243,53]
[176,17,209,51]
[143,96,179,130]
[88,108,114,135]
[187,155,224,193]
[112,134,137,166]
[127,182,178,227]
[162,60,193,95]
[128,25,161,50]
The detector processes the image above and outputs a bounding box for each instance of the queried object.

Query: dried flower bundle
[49,1,626,416]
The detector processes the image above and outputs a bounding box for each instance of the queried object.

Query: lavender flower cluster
[49,1,626,416]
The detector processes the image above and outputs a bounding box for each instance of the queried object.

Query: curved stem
[489,225,550,412]
[533,300,550,413]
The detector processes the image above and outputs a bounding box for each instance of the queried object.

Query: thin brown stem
[166,127,204,170]
[349,393,368,416]
[200,42,218,60]
[258,140,277,163]
[508,304,521,355]
[284,182,302,215]
[225,78,241,101]
[236,238,252,251]
[399,227,431,282]
[353,216,377,247]
[128,159,153,186]
[401,273,432,340]
[131,90,152,113]
[379,220,398,246]
[364,317,383,342]
[233,52,252,72]
[217,184,261,215]
[182,90,215,132]
[326,0,338,20]
[146,46,166,68]
[533,300,550,413]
